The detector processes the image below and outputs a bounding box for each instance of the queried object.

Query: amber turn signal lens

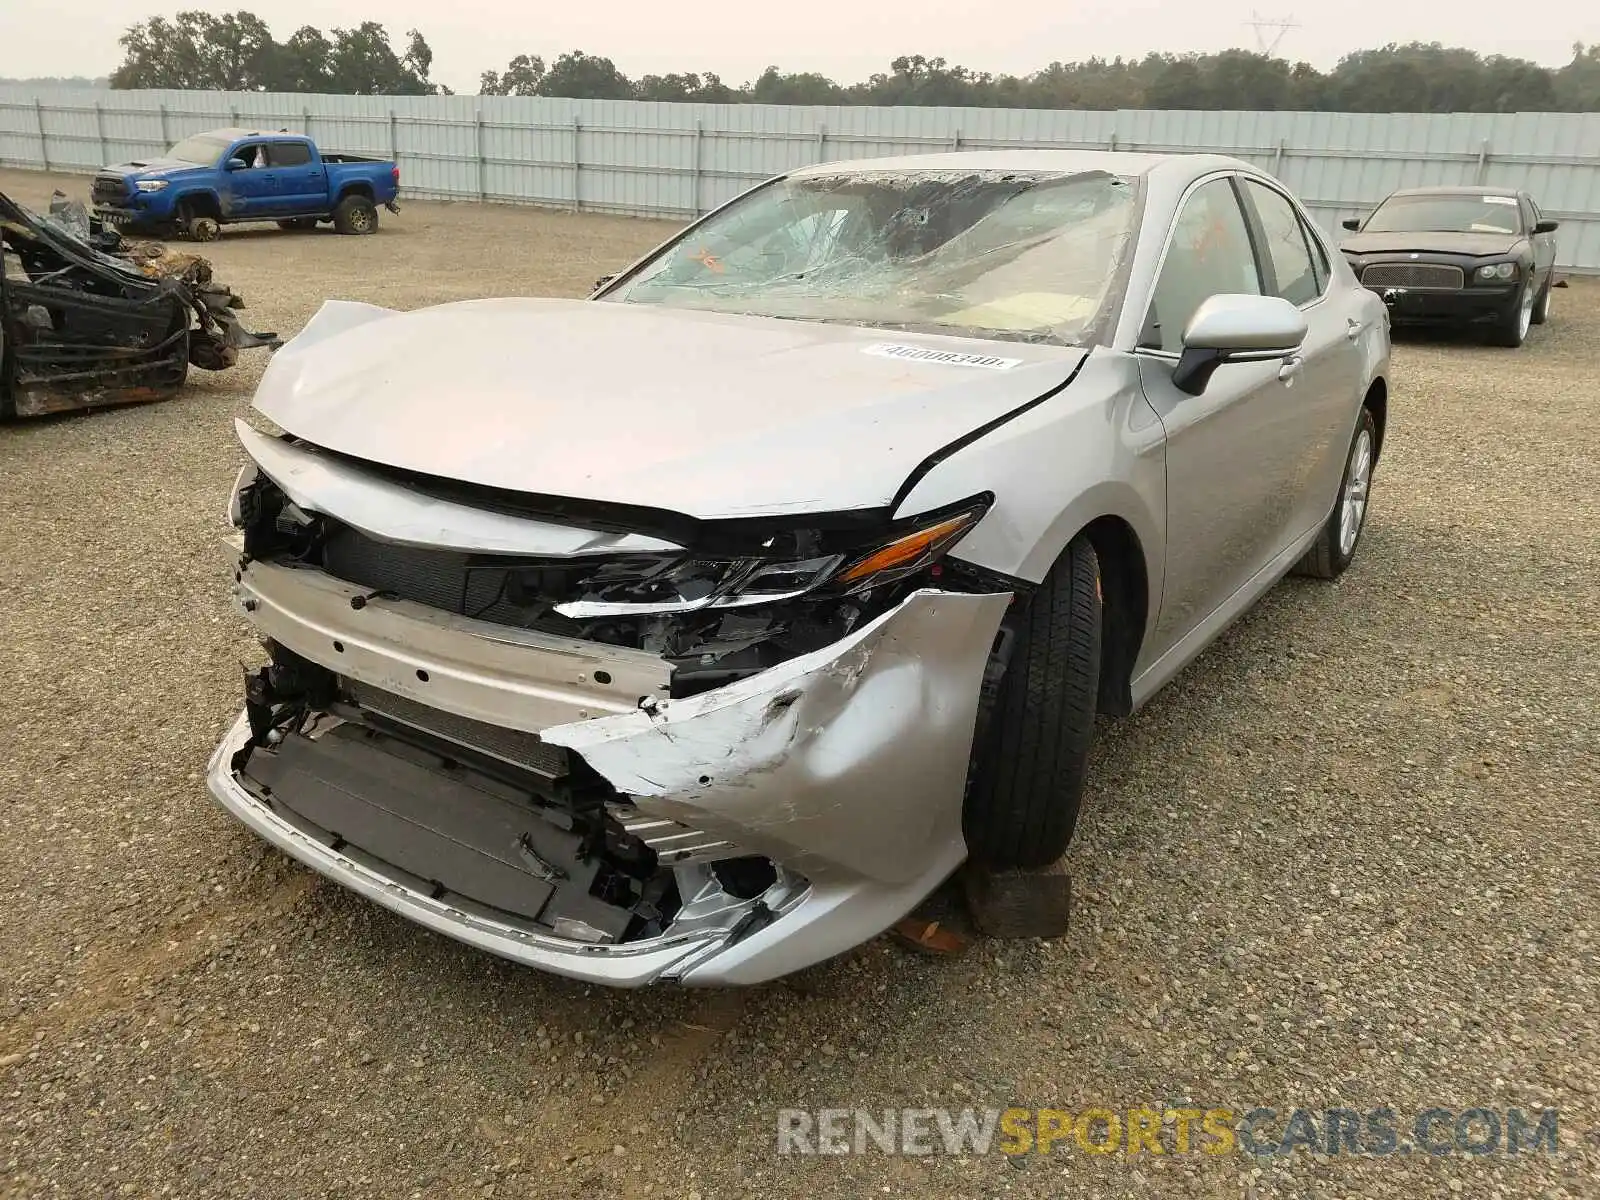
[835,513,977,584]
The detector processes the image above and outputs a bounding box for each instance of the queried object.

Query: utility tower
[1246,11,1301,57]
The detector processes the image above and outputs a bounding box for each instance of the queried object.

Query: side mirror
[226,157,250,171]
[592,273,617,293]
[1534,218,1559,234]
[1341,217,1362,231]
[1171,295,1308,396]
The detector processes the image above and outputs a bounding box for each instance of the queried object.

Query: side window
[1143,178,1262,353]
[233,143,268,169]
[1244,180,1320,307]
[269,142,312,167]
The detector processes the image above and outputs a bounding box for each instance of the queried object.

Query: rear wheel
[332,195,378,235]
[963,536,1102,869]
[1292,406,1377,580]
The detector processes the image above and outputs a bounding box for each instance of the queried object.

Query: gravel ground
[1,167,1596,1200]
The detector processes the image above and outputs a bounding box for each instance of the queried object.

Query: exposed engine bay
[224,453,1022,953]
[0,189,279,419]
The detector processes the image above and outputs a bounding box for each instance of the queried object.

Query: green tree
[537,51,634,99]
[481,54,546,96]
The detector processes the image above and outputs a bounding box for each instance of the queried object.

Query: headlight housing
[135,179,169,192]
[1475,262,1518,282]
[553,498,991,618]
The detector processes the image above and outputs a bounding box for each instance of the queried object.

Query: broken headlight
[553,497,990,618]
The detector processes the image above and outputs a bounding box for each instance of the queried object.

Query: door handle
[1346,317,1363,340]
[1278,355,1304,384]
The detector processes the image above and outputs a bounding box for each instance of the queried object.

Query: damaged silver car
[0,190,278,419]
[208,151,1391,986]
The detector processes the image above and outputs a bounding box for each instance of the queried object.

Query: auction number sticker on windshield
[863,343,1023,370]
[1485,196,1519,205]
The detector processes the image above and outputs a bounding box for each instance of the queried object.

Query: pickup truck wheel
[962,535,1102,870]
[186,215,219,242]
[1292,406,1377,580]
[276,218,318,231]
[333,196,379,235]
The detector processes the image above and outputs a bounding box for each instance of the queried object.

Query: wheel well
[1081,516,1148,718]
[1364,378,1388,462]
[178,193,220,220]
[338,184,375,204]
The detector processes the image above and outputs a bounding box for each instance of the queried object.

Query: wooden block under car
[960,857,1072,939]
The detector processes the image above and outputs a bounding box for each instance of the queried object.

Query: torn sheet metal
[1,189,279,420]
[543,588,1012,886]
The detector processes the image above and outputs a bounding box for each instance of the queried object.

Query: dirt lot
[1,167,1596,1200]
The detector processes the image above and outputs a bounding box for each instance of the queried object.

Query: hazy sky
[3,0,1594,95]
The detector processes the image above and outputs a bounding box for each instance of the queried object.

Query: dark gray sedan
[1339,186,1559,347]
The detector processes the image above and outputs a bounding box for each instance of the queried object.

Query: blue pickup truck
[91,127,400,241]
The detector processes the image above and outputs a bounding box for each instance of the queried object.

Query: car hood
[251,298,1086,520]
[1340,231,1523,258]
[105,158,205,179]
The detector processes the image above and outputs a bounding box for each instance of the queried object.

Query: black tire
[186,214,219,242]
[963,536,1102,869]
[332,195,379,235]
[1530,275,1552,326]
[1292,406,1378,580]
[277,217,318,231]
[1489,279,1533,347]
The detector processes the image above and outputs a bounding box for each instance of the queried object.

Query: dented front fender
[542,589,1012,886]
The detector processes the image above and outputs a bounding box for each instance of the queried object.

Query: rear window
[269,142,313,167]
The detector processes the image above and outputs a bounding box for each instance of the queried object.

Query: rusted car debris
[1,189,279,420]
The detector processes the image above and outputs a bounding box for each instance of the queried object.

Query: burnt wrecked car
[209,151,1391,986]
[0,189,278,420]
[1339,186,1560,348]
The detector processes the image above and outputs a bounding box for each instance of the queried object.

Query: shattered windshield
[603,169,1138,345]
[167,135,232,166]
[1364,194,1524,236]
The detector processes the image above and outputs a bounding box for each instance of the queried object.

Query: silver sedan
[209,149,1391,985]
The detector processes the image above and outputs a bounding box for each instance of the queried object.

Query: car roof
[188,127,304,142]
[786,149,1257,184]
[1386,185,1522,198]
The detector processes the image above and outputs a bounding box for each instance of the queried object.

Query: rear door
[1136,174,1304,660]
[1237,177,1364,540]
[267,140,326,215]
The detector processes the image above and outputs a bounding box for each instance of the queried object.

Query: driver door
[219,142,278,219]
[1135,175,1307,662]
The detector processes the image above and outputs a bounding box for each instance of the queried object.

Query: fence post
[692,119,703,217]
[94,101,107,165]
[389,108,398,161]
[1108,132,1118,151]
[159,102,170,148]
[1476,138,1491,184]
[34,99,50,171]
[1273,138,1287,174]
[229,104,238,127]
[816,123,827,163]
[475,109,487,202]
[572,116,582,212]
[951,128,962,150]
[304,106,312,139]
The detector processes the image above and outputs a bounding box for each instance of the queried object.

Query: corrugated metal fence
[4,86,1599,270]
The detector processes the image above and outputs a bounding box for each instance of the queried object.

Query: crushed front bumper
[207,547,1010,986]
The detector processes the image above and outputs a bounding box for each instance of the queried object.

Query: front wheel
[186,215,219,242]
[1292,406,1377,581]
[1530,276,1553,326]
[963,535,1102,869]
[332,196,379,235]
[1489,280,1534,347]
